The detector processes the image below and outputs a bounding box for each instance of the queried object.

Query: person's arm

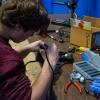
[31,43,58,100]
[17,40,44,59]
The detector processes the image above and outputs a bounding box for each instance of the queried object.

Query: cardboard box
[70,16,100,49]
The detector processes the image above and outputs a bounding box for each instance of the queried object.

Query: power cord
[39,44,55,100]
[40,44,54,79]
[25,49,55,100]
[25,44,54,79]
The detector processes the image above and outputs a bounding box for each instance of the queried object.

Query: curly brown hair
[0,0,50,34]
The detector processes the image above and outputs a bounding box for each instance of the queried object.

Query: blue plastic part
[90,85,100,93]
[89,80,100,93]
[82,52,89,62]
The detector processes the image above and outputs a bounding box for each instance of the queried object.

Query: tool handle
[74,81,83,94]
[64,80,71,93]
[40,43,48,50]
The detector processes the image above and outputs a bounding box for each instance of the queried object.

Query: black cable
[25,51,54,78]
[44,50,54,77]
[25,43,55,100]
[43,48,55,100]
[25,60,38,66]
[39,44,55,79]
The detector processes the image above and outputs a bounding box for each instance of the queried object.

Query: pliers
[64,79,83,94]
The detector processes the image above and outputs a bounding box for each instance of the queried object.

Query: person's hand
[44,43,59,71]
[26,40,44,52]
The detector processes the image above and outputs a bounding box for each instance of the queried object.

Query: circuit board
[73,61,100,80]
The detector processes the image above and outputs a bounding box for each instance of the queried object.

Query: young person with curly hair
[0,0,58,99]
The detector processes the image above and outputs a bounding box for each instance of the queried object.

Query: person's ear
[15,24,22,31]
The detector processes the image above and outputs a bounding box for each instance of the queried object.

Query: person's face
[10,26,34,43]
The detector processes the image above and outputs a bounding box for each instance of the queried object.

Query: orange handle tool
[74,81,83,94]
[64,80,71,93]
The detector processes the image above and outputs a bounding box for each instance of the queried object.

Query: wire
[43,49,55,100]
[44,50,54,79]
[25,60,38,66]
